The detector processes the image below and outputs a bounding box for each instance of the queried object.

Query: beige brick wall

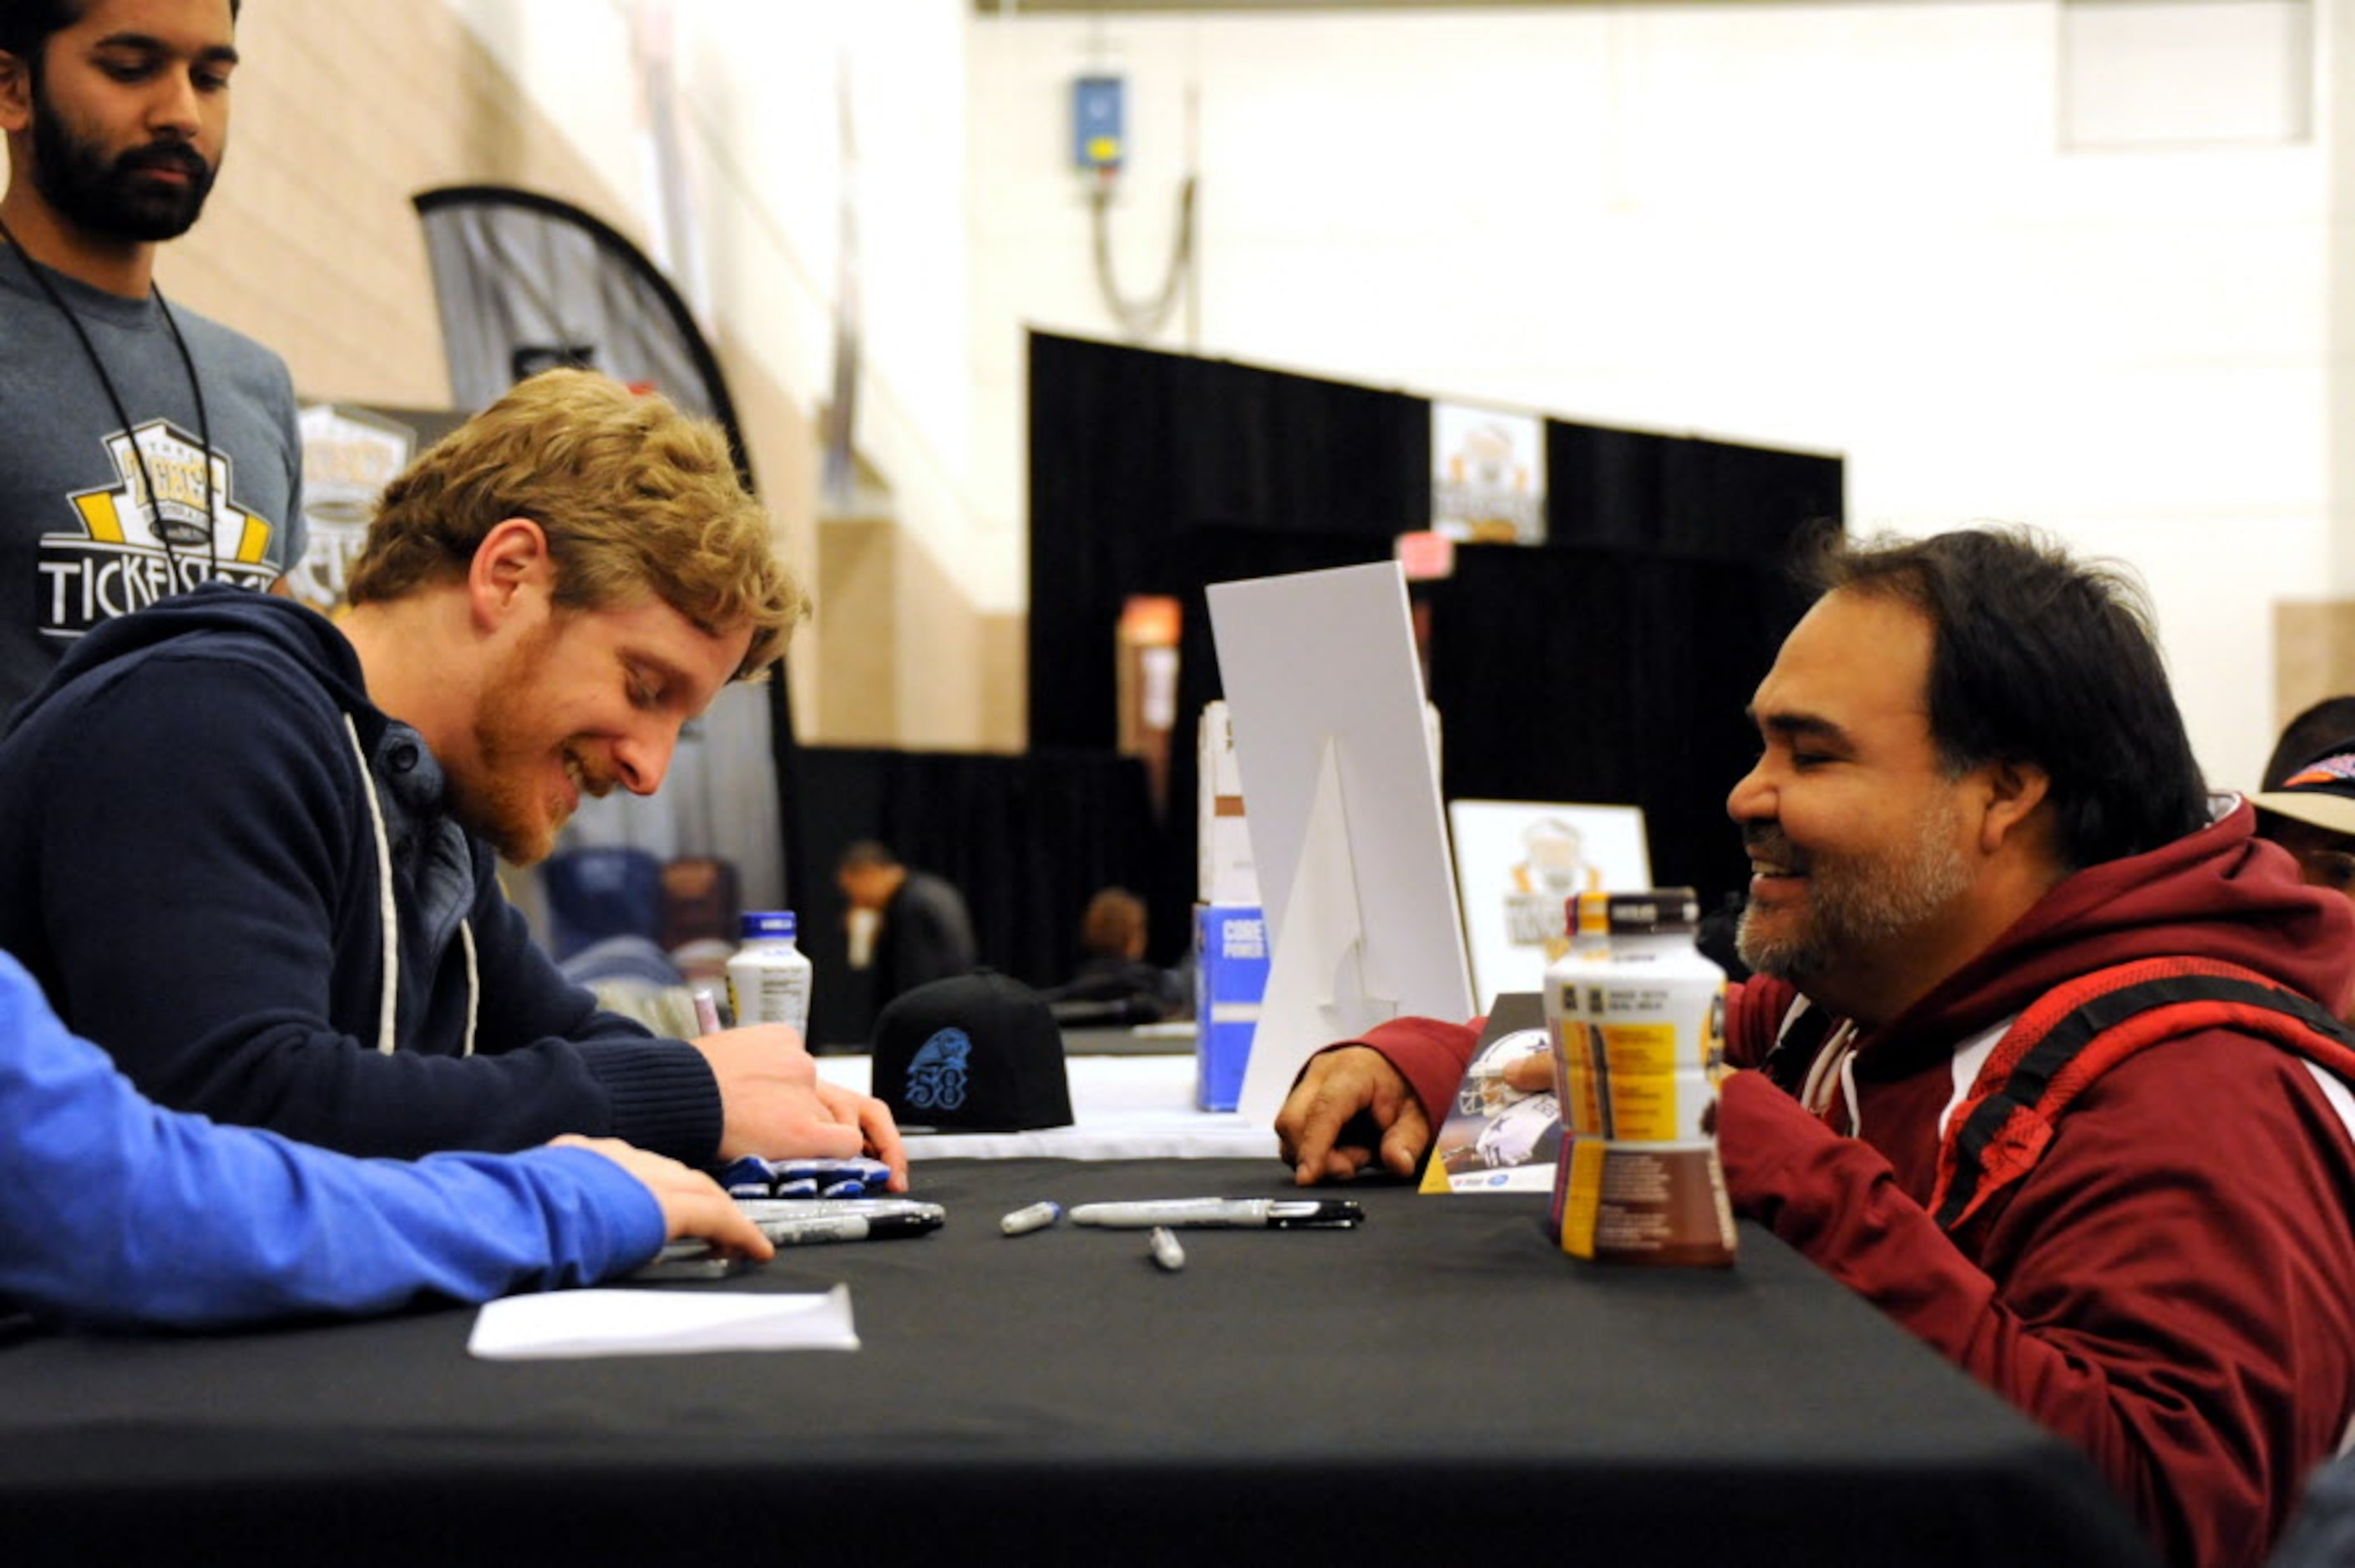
[813,513,902,745]
[2276,601,2355,752]
[161,5,610,407]
[13,3,832,728]
[5,1,1014,752]
[813,508,1027,752]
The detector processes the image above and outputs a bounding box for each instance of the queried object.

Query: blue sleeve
[0,953,666,1331]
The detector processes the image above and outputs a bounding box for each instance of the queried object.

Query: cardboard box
[1198,701,1259,905]
[1193,903,1269,1112]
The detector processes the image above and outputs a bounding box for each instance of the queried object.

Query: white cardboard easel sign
[1206,563,1475,1123]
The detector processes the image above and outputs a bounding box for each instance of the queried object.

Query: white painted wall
[445,0,2342,792]
[968,1,2340,792]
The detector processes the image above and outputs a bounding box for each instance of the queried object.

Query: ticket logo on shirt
[38,417,278,638]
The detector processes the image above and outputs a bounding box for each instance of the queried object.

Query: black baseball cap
[870,970,1074,1131]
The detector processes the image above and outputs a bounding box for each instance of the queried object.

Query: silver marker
[757,1212,939,1246]
[737,1197,943,1224]
[1000,1201,1064,1237]
[1148,1226,1187,1272]
[1069,1197,1365,1230]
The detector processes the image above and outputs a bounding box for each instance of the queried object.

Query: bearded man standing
[0,0,305,722]
[1272,527,2355,1568]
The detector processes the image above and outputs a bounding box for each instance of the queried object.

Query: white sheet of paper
[467,1282,859,1359]
[1207,562,1474,1122]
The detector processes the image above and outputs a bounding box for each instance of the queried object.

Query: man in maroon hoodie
[1275,527,2355,1568]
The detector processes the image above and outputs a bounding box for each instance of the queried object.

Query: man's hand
[691,1026,909,1190]
[1274,1045,1431,1187]
[552,1136,776,1260]
[813,1075,910,1192]
[1502,1049,1556,1095]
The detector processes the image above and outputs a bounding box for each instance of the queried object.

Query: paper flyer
[1419,993,1560,1194]
[468,1282,860,1359]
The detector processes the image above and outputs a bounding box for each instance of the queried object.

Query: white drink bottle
[726,910,814,1039]
[1546,888,1736,1267]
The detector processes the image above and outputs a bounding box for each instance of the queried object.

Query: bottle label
[1562,970,1723,1141]
[1545,948,1735,1266]
[1554,1136,1608,1260]
[1553,1140,1737,1267]
[727,952,813,1033]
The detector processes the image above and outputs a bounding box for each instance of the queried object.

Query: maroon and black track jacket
[1361,801,2355,1567]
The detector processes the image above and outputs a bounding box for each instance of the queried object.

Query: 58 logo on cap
[905,1028,973,1113]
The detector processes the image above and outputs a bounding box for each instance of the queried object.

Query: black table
[0,1158,2153,1567]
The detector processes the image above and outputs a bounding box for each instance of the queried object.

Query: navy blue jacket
[0,586,722,1161]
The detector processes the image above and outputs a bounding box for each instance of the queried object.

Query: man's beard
[29,78,218,242]
[1735,802,1972,989]
[448,627,605,867]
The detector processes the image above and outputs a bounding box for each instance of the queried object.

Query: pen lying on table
[756,1213,940,1245]
[642,1207,941,1274]
[1068,1198,1365,1230]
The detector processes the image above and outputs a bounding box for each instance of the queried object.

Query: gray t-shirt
[0,250,305,723]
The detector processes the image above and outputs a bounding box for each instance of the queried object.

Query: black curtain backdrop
[1419,544,1816,902]
[788,746,1160,1049]
[1026,331,1840,961]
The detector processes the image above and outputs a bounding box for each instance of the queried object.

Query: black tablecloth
[0,1158,2152,1567]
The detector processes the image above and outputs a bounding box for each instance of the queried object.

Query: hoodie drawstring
[344,716,401,1055]
[1797,1018,1861,1131]
[343,714,477,1056]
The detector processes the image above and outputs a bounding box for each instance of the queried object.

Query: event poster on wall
[1416,994,1559,1194]
[1430,401,1547,545]
[1448,799,1651,1011]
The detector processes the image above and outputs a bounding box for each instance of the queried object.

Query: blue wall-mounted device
[1073,74,1126,173]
